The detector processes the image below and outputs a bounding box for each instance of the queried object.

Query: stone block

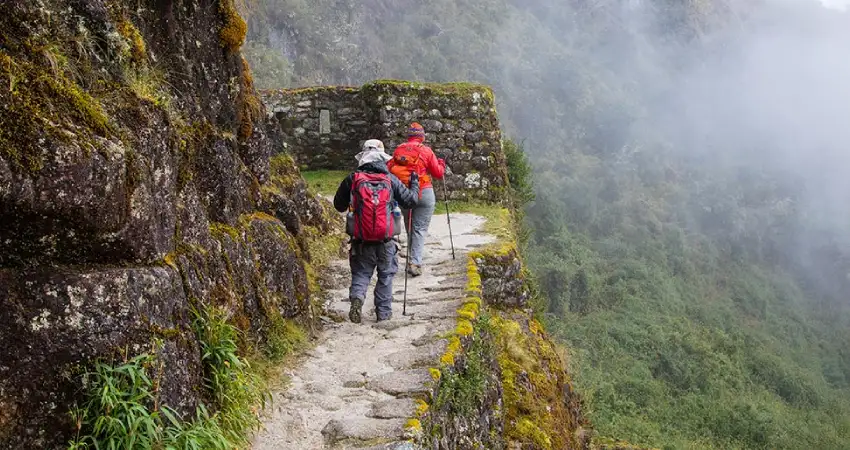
[319,109,331,134]
[0,267,201,448]
[322,418,406,445]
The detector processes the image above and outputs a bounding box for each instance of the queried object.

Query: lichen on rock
[0,1,342,447]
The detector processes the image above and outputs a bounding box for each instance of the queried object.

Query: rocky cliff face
[0,1,335,447]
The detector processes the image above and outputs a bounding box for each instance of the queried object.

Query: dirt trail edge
[252,213,494,450]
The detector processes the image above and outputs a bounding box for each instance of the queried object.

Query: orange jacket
[387,137,445,190]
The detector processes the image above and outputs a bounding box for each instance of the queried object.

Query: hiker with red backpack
[333,139,420,323]
[388,122,446,277]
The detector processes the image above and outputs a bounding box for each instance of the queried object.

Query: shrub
[503,138,535,208]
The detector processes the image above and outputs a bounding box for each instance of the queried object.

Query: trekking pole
[443,179,456,260]
[403,210,413,316]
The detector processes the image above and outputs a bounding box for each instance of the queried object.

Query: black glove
[410,171,419,184]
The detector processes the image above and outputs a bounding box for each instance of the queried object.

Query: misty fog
[242,0,850,446]
[246,0,850,288]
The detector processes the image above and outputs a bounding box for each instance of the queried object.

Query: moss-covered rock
[0,1,343,447]
[0,267,202,449]
[423,246,592,450]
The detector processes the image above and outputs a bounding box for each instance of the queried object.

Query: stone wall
[261,81,509,202]
[0,1,336,447]
[422,246,592,450]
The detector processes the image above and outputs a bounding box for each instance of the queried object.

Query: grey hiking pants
[349,240,399,320]
[402,187,436,266]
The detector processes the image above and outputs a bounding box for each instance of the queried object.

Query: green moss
[243,211,279,223]
[163,252,180,270]
[270,85,359,96]
[491,312,578,449]
[262,317,308,363]
[218,0,248,53]
[301,225,346,267]
[514,418,553,450]
[126,67,171,109]
[115,16,147,63]
[270,152,297,174]
[238,56,262,141]
[210,222,241,241]
[262,153,303,198]
[0,50,113,173]
[455,318,474,337]
[415,399,430,417]
[457,301,479,321]
[363,79,496,104]
[432,314,495,419]
[404,418,422,432]
[145,322,182,339]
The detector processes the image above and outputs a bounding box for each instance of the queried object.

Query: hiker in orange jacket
[387,122,446,277]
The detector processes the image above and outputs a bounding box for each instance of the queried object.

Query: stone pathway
[252,213,495,450]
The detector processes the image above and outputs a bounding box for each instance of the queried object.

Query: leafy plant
[67,352,233,450]
[192,306,269,444]
[69,306,271,449]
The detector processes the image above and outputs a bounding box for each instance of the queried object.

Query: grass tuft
[301,170,349,197]
[192,306,269,444]
[67,351,235,449]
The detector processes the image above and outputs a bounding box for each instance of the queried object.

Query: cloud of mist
[246,0,850,274]
[655,1,850,235]
[820,0,850,10]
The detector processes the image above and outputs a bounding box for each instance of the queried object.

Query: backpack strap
[349,171,361,211]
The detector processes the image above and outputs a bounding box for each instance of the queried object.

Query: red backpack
[348,172,395,242]
[389,142,431,188]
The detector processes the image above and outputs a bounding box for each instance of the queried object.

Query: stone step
[422,283,464,293]
[382,340,447,370]
[428,270,466,278]
[419,290,465,302]
[371,318,421,331]
[357,443,418,450]
[435,275,467,284]
[403,302,462,321]
[366,369,433,397]
[322,418,405,446]
[357,442,418,450]
[402,296,461,307]
[367,398,418,419]
[393,289,463,301]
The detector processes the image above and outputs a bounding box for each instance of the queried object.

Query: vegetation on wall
[191,307,268,443]
[68,307,267,449]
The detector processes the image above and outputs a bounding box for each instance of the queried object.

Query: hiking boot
[377,313,392,322]
[407,264,422,277]
[349,297,363,324]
